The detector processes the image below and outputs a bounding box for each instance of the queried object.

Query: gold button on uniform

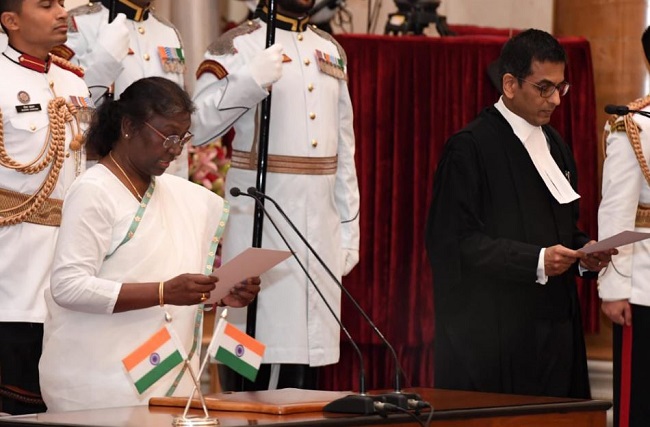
[144,53,150,61]
[65,152,70,158]
[309,112,316,120]
[308,83,314,92]
[138,27,145,34]
[297,33,303,41]
[304,58,311,66]
[29,124,36,131]
[311,139,318,148]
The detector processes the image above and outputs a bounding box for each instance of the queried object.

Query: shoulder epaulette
[50,55,85,78]
[310,25,347,66]
[67,1,103,17]
[66,1,103,32]
[608,117,634,133]
[207,21,261,56]
[151,11,176,31]
[50,44,75,61]
[604,94,650,187]
[150,11,184,54]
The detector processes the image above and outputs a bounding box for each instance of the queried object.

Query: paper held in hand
[205,247,291,305]
[579,231,650,254]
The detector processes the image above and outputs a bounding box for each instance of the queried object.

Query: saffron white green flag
[122,325,186,394]
[209,318,265,382]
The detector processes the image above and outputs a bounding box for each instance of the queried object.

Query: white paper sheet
[204,247,291,304]
[579,231,650,254]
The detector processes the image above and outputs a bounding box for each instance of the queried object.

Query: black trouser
[613,304,650,427]
[219,363,319,391]
[0,323,47,414]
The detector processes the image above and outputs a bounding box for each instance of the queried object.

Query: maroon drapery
[320,33,600,391]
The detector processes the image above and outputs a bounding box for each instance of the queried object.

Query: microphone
[245,187,423,410]
[229,187,382,414]
[605,104,650,119]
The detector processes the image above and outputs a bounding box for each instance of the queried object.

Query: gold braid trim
[0,98,71,227]
[50,54,85,78]
[603,95,650,188]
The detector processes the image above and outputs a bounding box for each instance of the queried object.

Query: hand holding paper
[579,231,650,254]
[205,248,291,305]
[575,231,650,272]
[219,276,261,308]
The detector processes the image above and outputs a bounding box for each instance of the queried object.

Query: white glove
[97,13,130,62]
[249,43,284,89]
[342,248,359,276]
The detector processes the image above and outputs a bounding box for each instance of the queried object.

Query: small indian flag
[122,325,187,394]
[209,319,265,382]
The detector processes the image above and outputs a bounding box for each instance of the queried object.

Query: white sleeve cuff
[536,248,548,285]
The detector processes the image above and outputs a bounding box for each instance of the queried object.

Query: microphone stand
[246,188,422,410]
[108,0,117,22]
[242,0,278,391]
[230,188,381,414]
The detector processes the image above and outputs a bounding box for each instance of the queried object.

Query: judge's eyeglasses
[518,78,570,98]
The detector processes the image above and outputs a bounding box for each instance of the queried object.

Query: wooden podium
[0,388,610,427]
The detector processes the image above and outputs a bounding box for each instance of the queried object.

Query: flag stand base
[172,415,218,426]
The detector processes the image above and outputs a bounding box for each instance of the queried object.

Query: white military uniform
[598,98,650,427]
[192,14,360,367]
[0,46,90,323]
[599,105,650,303]
[63,0,189,178]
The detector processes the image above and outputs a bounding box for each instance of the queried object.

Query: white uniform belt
[230,150,337,175]
[0,187,62,227]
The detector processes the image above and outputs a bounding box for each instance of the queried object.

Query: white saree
[40,165,228,412]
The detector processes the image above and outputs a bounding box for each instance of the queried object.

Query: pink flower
[188,140,230,197]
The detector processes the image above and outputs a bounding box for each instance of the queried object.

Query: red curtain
[320,33,600,391]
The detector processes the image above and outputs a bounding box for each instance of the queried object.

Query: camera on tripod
[385,0,452,36]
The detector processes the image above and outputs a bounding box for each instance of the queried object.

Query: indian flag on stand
[209,318,265,382]
[122,325,187,394]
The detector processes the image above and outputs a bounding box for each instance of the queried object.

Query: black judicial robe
[425,106,591,398]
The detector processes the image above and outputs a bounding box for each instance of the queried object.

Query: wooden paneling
[555,0,648,361]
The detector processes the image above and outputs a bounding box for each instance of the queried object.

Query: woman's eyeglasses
[144,121,193,149]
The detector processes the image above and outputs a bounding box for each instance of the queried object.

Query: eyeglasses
[144,121,193,149]
[518,78,570,98]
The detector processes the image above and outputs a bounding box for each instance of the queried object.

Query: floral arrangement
[188,139,230,198]
[188,139,231,269]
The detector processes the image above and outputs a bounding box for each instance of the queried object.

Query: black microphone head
[247,187,259,196]
[230,187,242,197]
[605,104,630,115]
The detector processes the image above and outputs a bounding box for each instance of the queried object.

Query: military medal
[315,49,346,80]
[158,46,186,74]
[69,95,95,126]
[17,91,30,104]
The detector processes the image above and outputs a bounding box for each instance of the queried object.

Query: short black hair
[498,29,567,83]
[86,77,196,157]
[0,0,23,34]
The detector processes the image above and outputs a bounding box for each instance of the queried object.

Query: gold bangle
[159,281,165,307]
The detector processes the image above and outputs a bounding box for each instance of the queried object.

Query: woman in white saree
[39,77,260,412]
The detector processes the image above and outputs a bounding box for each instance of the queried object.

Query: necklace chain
[109,151,143,201]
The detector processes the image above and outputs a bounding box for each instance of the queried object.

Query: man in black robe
[425,29,615,398]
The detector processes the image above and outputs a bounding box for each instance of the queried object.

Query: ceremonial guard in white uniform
[600,93,650,427]
[0,0,91,414]
[192,1,360,389]
[58,0,188,178]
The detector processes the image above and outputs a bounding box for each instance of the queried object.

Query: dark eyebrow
[536,79,565,86]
